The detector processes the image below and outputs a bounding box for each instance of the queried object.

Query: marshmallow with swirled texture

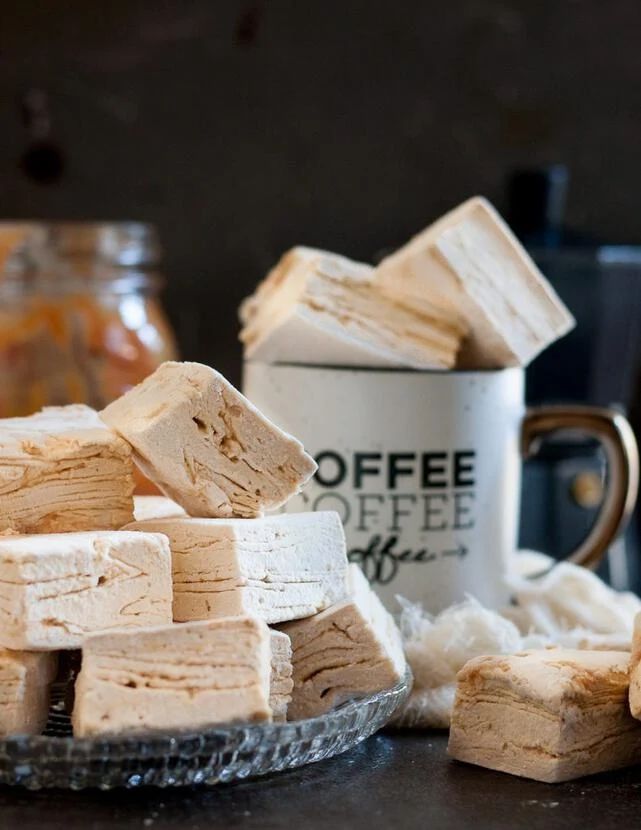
[0,405,134,534]
[240,247,465,369]
[448,649,641,782]
[102,362,317,519]
[375,197,574,368]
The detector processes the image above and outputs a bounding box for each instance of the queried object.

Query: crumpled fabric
[505,559,641,639]
[392,554,641,729]
[391,596,547,728]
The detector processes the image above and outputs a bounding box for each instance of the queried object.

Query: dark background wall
[3,0,641,383]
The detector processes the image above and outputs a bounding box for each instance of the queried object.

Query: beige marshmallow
[280,564,406,720]
[101,361,317,519]
[626,614,641,718]
[73,617,272,737]
[0,405,134,534]
[375,197,575,368]
[125,512,348,625]
[448,649,641,783]
[132,495,186,523]
[240,247,465,369]
[0,531,172,650]
[270,630,293,721]
[0,650,58,736]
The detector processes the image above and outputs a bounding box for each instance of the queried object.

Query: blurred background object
[2,0,641,582]
[0,222,177,417]
[506,166,641,590]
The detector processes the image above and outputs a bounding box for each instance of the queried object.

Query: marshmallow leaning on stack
[101,361,317,519]
[239,198,574,371]
[280,564,406,719]
[375,197,575,369]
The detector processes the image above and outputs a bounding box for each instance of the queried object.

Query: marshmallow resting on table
[73,617,272,737]
[0,405,134,534]
[0,530,172,650]
[279,564,406,720]
[375,197,575,368]
[101,361,317,519]
[0,650,58,737]
[239,246,465,369]
[448,649,641,783]
[125,511,348,625]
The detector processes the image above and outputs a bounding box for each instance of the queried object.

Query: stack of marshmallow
[240,197,574,370]
[0,361,405,738]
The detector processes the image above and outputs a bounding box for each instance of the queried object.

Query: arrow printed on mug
[441,544,468,559]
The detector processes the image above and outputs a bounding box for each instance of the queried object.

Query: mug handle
[521,405,639,570]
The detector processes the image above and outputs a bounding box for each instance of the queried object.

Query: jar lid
[3,221,162,268]
[0,221,163,293]
[43,222,161,266]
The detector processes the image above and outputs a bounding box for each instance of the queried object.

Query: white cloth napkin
[392,554,641,729]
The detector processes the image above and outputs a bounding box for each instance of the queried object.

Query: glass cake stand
[0,671,411,790]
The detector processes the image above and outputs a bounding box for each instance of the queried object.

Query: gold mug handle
[521,406,639,570]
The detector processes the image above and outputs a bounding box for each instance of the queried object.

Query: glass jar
[0,221,178,417]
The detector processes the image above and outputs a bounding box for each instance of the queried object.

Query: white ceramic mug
[243,362,638,612]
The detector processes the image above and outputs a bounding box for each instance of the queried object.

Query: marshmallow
[240,247,464,369]
[73,617,272,737]
[0,650,57,736]
[102,362,317,519]
[625,613,641,719]
[448,649,641,782]
[125,512,348,625]
[0,405,134,534]
[375,197,575,368]
[0,530,172,650]
[269,630,293,721]
[132,495,186,523]
[280,565,405,719]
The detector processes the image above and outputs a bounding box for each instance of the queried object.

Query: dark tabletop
[2,732,640,830]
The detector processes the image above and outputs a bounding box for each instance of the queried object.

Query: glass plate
[0,670,411,790]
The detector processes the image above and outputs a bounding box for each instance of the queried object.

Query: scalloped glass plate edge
[0,670,411,790]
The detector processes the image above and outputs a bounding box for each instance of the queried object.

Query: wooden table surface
[2,732,640,829]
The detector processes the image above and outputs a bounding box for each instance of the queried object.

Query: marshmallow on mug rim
[375,197,575,368]
[240,247,465,369]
